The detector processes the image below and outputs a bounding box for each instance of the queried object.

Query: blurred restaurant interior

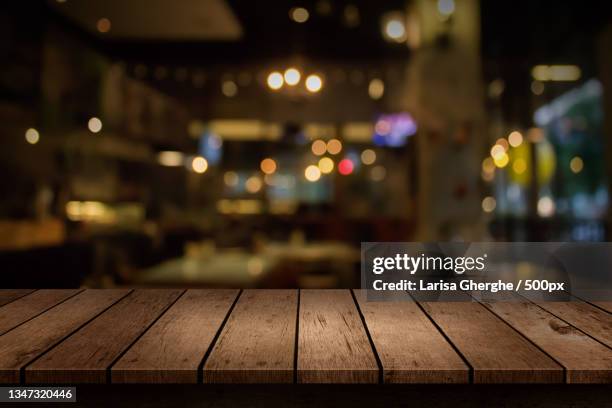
[1,0,611,289]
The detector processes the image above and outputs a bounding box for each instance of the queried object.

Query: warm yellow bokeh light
[224,171,239,187]
[482,196,496,213]
[88,117,102,133]
[482,157,495,174]
[512,158,527,175]
[304,165,321,182]
[267,72,284,90]
[311,139,327,156]
[361,149,376,165]
[318,157,334,174]
[245,176,263,193]
[25,128,40,144]
[97,18,111,33]
[370,165,386,181]
[493,152,509,168]
[495,138,509,152]
[260,158,277,175]
[368,79,384,100]
[284,68,301,86]
[191,156,208,174]
[305,74,323,93]
[508,131,523,147]
[290,7,309,23]
[570,156,584,174]
[490,144,505,160]
[326,139,342,155]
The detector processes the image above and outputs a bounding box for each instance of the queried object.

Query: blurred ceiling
[47,0,242,40]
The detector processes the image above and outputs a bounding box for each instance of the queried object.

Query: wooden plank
[593,302,612,314]
[25,289,183,384]
[354,290,468,383]
[420,302,563,383]
[297,289,378,383]
[0,290,35,307]
[485,301,612,383]
[203,290,297,383]
[533,301,612,348]
[0,289,81,335]
[112,289,238,383]
[0,289,129,383]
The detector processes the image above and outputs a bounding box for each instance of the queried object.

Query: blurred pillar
[598,24,612,238]
[403,0,486,240]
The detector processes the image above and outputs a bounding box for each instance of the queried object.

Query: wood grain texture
[533,301,612,348]
[593,302,612,314]
[485,301,612,383]
[0,289,129,383]
[0,290,35,307]
[112,289,238,383]
[354,290,468,383]
[0,289,81,335]
[26,289,183,384]
[420,302,563,383]
[203,290,297,383]
[297,290,378,383]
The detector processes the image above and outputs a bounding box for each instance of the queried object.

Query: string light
[267,72,284,90]
[25,128,40,144]
[305,74,323,93]
[284,68,301,86]
[88,117,102,133]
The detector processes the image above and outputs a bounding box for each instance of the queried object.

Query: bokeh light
[284,68,301,86]
[290,7,309,23]
[318,157,334,174]
[482,196,496,213]
[191,156,208,174]
[338,159,354,175]
[304,165,321,182]
[245,176,263,193]
[508,131,523,147]
[305,74,323,93]
[25,128,40,144]
[267,72,284,90]
[88,117,102,133]
[224,171,239,187]
[569,156,584,174]
[326,139,342,155]
[260,158,277,174]
[361,149,376,165]
[311,140,327,156]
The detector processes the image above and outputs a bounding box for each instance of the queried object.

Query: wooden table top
[0,289,610,384]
